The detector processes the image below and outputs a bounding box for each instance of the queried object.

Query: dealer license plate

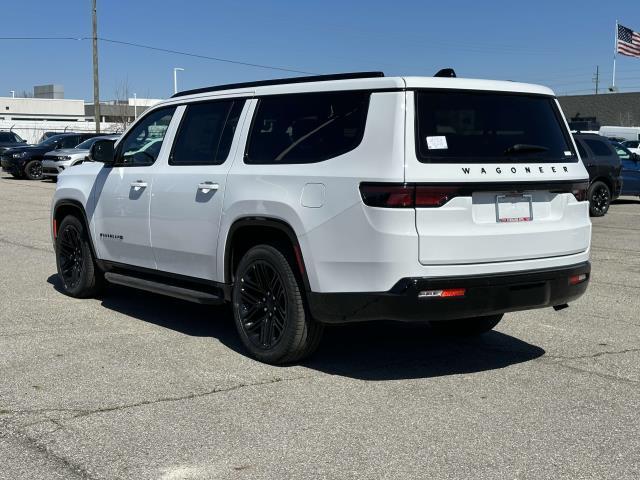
[496,194,533,223]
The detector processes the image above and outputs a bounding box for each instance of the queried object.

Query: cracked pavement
[1,173,639,479]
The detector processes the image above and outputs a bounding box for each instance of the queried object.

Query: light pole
[92,0,101,133]
[173,67,184,94]
[10,90,15,98]
[133,92,137,119]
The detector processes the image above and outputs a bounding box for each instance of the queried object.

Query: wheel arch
[52,199,98,259]
[223,217,311,292]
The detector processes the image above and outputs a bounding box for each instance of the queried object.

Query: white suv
[51,72,592,364]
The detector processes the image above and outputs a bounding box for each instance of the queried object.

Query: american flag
[617,24,640,58]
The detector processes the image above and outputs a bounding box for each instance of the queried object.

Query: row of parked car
[0,131,119,181]
[0,128,639,218]
[573,133,640,216]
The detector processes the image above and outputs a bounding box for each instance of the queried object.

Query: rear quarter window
[584,139,615,157]
[245,91,370,164]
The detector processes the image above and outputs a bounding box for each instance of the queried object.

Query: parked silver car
[42,135,120,180]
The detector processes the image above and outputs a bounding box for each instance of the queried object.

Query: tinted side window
[584,139,613,157]
[170,100,244,166]
[245,91,370,164]
[576,141,588,159]
[118,107,176,167]
[60,135,81,149]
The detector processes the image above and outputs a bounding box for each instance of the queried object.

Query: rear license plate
[496,194,533,223]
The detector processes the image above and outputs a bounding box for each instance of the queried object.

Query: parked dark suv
[0,130,28,155]
[1,133,99,180]
[573,133,622,216]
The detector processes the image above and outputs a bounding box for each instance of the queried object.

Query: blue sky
[1,0,639,101]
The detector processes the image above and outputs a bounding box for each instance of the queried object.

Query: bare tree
[112,78,133,133]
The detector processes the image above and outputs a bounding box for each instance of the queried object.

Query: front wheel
[429,314,503,336]
[588,180,610,217]
[232,245,323,364]
[24,160,43,180]
[55,215,103,298]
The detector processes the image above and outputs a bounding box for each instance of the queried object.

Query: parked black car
[1,133,99,180]
[0,130,28,155]
[573,133,622,217]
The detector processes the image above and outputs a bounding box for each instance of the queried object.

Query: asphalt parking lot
[0,173,639,480]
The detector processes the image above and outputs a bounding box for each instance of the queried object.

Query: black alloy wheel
[25,160,43,180]
[232,245,323,364]
[55,215,103,298]
[57,223,85,290]
[588,181,610,217]
[237,260,288,350]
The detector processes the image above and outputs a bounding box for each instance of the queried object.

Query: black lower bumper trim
[308,262,590,324]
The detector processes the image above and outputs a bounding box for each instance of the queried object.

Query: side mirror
[89,140,116,164]
[20,139,27,143]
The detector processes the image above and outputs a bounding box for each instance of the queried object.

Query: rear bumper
[308,261,590,324]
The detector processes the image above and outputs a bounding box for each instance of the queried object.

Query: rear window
[415,90,576,163]
[245,91,370,164]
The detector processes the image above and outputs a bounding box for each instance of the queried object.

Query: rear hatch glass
[415,90,577,164]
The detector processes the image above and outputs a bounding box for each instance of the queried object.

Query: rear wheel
[429,314,503,336]
[232,245,323,364]
[55,215,103,298]
[24,160,43,180]
[588,180,610,217]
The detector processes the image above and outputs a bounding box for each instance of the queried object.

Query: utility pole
[92,0,101,133]
[593,65,600,95]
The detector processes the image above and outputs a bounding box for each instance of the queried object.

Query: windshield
[40,135,65,147]
[0,132,21,142]
[75,137,100,150]
[415,90,577,163]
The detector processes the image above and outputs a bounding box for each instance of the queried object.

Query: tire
[429,314,503,336]
[24,160,43,180]
[55,215,103,298]
[232,245,323,364]
[588,180,610,217]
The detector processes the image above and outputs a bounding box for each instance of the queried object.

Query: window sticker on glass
[564,151,572,156]
[426,136,448,150]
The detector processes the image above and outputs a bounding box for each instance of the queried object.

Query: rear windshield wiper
[504,144,549,155]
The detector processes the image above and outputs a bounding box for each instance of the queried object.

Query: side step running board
[104,272,224,305]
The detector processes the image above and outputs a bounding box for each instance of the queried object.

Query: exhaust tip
[553,303,569,311]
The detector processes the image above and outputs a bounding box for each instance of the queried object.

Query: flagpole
[612,20,618,89]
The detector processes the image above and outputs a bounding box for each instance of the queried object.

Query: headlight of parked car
[57,156,72,161]
[12,152,28,159]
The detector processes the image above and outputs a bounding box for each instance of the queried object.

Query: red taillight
[415,186,459,208]
[359,184,414,208]
[359,184,461,208]
[569,273,588,285]
[53,219,57,239]
[419,288,466,298]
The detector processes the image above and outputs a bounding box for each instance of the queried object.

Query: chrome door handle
[130,180,148,190]
[197,182,219,193]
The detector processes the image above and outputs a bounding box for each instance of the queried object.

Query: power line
[0,35,317,75]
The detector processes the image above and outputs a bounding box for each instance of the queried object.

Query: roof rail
[171,71,385,98]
